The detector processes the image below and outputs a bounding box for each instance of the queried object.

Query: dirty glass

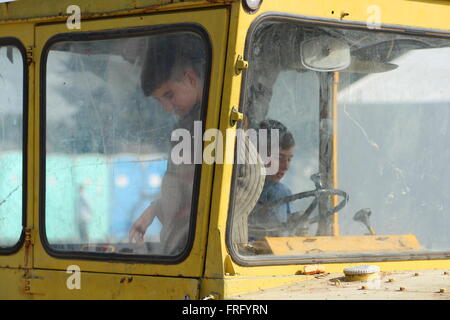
[0,45,24,250]
[230,19,450,260]
[44,31,208,257]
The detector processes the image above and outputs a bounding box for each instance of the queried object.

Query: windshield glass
[229,19,450,260]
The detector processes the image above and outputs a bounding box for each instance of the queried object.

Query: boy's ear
[184,69,198,86]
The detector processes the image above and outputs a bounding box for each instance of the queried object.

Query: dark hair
[258,119,295,150]
[140,33,206,96]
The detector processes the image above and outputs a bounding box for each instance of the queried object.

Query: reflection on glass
[231,20,450,259]
[0,45,23,249]
[45,32,207,256]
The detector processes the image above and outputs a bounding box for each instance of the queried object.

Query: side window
[43,29,209,259]
[0,43,25,251]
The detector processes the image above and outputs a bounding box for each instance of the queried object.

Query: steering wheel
[256,173,349,236]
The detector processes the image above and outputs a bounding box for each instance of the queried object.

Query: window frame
[39,24,212,264]
[226,13,450,266]
[0,37,28,255]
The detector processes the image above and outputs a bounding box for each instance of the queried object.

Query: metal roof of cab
[0,0,236,24]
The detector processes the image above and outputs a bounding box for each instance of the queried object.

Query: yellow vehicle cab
[0,0,450,300]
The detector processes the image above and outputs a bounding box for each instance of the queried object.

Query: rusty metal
[23,228,33,270]
[0,0,236,25]
[25,46,34,66]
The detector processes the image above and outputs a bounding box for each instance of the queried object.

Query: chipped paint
[0,0,236,24]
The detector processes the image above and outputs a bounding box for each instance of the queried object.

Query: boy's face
[267,147,294,183]
[152,70,201,117]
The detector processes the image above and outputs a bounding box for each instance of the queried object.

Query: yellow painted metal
[1,0,450,300]
[264,235,422,255]
[1,268,199,299]
[203,1,251,280]
[203,0,450,290]
[257,235,422,256]
[200,274,314,299]
[0,268,27,299]
[331,72,340,236]
[0,0,237,24]
[209,260,450,295]
[31,8,229,278]
[254,0,450,33]
[0,23,35,271]
[2,0,446,32]
[234,269,450,300]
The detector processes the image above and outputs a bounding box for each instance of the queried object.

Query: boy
[128,33,205,255]
[248,119,295,241]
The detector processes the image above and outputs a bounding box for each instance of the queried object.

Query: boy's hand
[129,206,155,243]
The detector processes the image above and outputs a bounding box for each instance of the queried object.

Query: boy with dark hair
[129,33,206,255]
[249,119,295,241]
